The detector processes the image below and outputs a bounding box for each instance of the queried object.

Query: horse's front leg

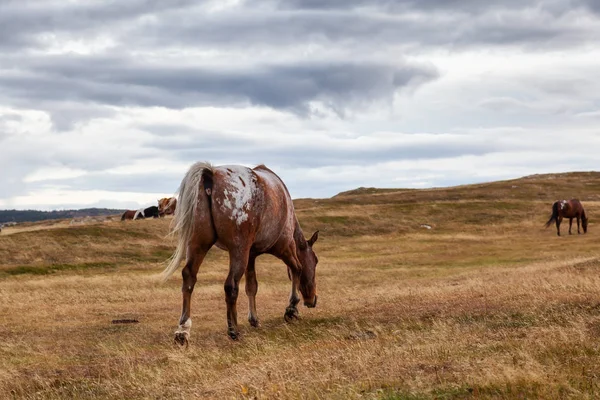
[569,218,573,235]
[175,247,210,347]
[284,265,301,322]
[278,248,302,322]
[245,255,260,328]
[224,248,250,340]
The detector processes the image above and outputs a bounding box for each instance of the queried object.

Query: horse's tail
[545,201,559,228]
[161,162,213,281]
[120,211,127,221]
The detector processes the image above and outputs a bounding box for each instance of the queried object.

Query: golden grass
[1,172,600,399]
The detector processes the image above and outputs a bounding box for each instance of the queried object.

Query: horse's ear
[308,230,319,246]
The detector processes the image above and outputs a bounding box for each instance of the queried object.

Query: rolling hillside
[0,208,126,224]
[1,172,599,399]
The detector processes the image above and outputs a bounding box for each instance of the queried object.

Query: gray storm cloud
[1,0,599,209]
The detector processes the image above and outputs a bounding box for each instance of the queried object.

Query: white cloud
[0,188,172,211]
[23,167,88,183]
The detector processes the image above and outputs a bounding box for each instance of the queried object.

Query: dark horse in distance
[162,162,319,345]
[545,199,588,236]
[134,206,160,220]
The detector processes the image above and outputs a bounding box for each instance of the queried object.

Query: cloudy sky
[1,0,599,210]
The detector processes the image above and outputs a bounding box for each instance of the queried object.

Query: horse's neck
[292,218,307,251]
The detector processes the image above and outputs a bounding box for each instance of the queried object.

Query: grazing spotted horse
[545,199,588,236]
[162,162,319,345]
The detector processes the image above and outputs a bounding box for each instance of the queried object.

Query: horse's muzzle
[305,295,318,308]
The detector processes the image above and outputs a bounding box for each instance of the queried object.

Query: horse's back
[571,199,585,214]
[145,206,159,218]
[557,199,585,217]
[570,199,583,207]
[253,166,295,250]
[210,165,293,252]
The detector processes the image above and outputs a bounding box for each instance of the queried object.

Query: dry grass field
[2,172,600,399]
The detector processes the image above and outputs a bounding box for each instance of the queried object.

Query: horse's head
[158,197,177,216]
[157,198,169,216]
[297,230,319,308]
[583,216,588,233]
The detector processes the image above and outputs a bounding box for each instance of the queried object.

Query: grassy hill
[0,208,126,224]
[1,172,599,399]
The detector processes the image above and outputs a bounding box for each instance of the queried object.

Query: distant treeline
[0,208,126,224]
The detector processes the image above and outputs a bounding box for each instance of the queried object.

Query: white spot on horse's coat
[133,208,145,219]
[221,166,254,225]
[560,200,568,210]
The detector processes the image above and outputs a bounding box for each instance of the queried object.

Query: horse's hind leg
[569,218,573,235]
[224,246,251,340]
[245,254,260,328]
[172,170,217,346]
[556,216,562,236]
[175,243,212,346]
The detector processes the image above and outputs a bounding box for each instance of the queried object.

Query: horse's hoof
[249,317,260,328]
[284,307,299,323]
[174,332,189,348]
[228,329,240,340]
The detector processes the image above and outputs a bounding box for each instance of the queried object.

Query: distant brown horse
[158,197,177,216]
[121,210,137,221]
[545,199,588,236]
[162,162,319,344]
